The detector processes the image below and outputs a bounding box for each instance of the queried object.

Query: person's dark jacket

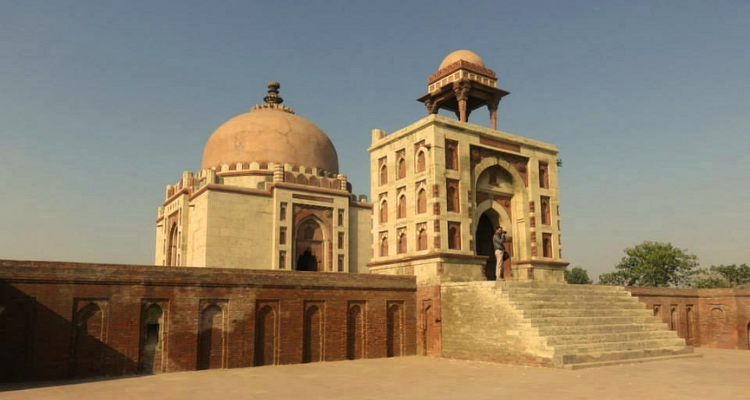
[493,232,505,251]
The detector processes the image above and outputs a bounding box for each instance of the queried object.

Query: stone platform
[441,281,699,368]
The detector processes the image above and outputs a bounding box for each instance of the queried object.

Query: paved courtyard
[1,348,748,400]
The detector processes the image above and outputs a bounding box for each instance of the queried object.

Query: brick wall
[0,260,417,383]
[627,287,750,350]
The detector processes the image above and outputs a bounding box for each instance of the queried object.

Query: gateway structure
[369,50,567,285]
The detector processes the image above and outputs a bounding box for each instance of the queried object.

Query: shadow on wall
[0,283,138,385]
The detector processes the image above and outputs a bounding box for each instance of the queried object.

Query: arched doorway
[475,208,512,280]
[475,212,497,280]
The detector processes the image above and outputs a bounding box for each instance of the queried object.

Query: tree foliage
[565,266,592,284]
[690,264,750,289]
[597,241,698,287]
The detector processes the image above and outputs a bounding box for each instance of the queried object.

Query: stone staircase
[440,281,701,369]
[501,282,699,369]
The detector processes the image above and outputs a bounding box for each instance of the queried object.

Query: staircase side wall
[440,282,553,366]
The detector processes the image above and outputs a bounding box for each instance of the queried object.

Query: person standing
[493,226,507,280]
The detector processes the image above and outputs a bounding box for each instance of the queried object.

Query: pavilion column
[453,80,472,123]
[488,96,501,130]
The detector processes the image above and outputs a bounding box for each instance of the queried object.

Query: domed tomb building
[155,82,372,272]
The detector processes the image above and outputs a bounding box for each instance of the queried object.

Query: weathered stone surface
[440,282,696,368]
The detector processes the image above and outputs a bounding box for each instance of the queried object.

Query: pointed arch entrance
[473,161,520,281]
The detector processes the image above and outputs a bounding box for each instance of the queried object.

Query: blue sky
[1,0,748,280]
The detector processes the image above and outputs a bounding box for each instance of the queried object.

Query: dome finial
[252,81,295,114]
[264,81,283,105]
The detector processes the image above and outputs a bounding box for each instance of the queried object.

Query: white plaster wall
[204,191,273,269]
[349,206,372,273]
[186,193,209,267]
[221,174,271,190]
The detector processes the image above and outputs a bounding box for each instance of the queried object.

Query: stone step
[536,322,668,336]
[551,338,686,354]
[528,315,659,326]
[521,308,652,319]
[555,346,695,366]
[544,330,678,346]
[504,293,637,302]
[503,288,635,297]
[510,300,644,310]
[562,352,703,370]
[498,282,626,292]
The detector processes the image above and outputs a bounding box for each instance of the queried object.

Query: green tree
[565,267,592,284]
[597,270,629,286]
[691,264,750,288]
[597,241,698,287]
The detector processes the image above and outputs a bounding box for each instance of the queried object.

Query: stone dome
[201,82,339,174]
[438,49,485,70]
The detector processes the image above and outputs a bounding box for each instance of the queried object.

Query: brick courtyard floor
[1,348,748,400]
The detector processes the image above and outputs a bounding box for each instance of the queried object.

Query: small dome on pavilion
[438,49,485,69]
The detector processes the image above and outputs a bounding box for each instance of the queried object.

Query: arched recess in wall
[166,224,178,266]
[139,304,164,374]
[380,200,388,223]
[417,189,427,214]
[398,231,407,254]
[397,157,406,179]
[387,303,403,357]
[73,303,105,378]
[380,165,388,185]
[198,304,224,370]
[255,305,277,366]
[397,195,406,219]
[295,217,326,272]
[347,304,365,360]
[448,223,461,250]
[416,150,426,173]
[446,185,458,212]
[472,158,527,261]
[303,305,323,363]
[417,227,427,251]
[380,235,389,257]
